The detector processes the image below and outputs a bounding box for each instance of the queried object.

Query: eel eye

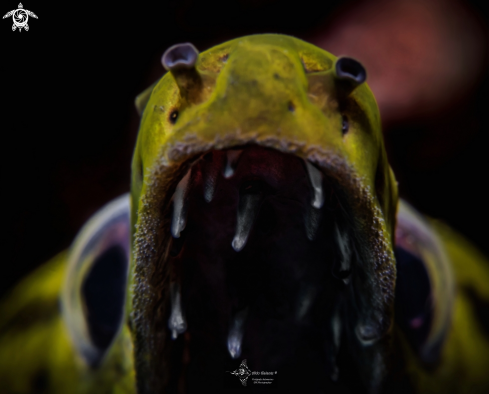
[342,115,349,134]
[169,110,179,124]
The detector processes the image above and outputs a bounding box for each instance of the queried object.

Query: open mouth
[133,144,394,393]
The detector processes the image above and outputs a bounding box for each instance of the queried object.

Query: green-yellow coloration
[398,220,489,393]
[1,34,488,393]
[0,252,135,393]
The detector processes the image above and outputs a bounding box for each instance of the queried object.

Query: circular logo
[13,9,28,27]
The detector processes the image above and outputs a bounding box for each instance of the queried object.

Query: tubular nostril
[161,43,199,71]
[161,43,203,104]
[335,57,366,84]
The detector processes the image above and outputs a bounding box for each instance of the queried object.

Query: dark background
[2,0,488,297]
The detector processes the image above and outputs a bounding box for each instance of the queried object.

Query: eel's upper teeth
[227,308,248,359]
[168,283,187,340]
[203,153,220,203]
[232,192,262,252]
[171,171,191,238]
[305,206,321,241]
[334,224,351,285]
[223,149,243,179]
[304,160,324,209]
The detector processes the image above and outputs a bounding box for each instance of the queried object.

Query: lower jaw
[133,144,392,393]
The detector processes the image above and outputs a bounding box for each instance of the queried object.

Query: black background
[2,0,488,297]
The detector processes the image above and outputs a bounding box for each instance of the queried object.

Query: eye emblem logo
[3,3,38,32]
[227,359,252,386]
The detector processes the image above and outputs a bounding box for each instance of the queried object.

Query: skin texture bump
[1,34,488,394]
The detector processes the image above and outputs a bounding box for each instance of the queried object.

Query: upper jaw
[131,138,396,393]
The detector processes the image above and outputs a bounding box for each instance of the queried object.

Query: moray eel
[1,34,488,394]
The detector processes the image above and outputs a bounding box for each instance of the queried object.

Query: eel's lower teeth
[232,192,262,252]
[305,206,321,241]
[227,308,248,359]
[171,171,191,238]
[334,224,352,285]
[223,149,243,179]
[304,160,324,209]
[168,283,187,340]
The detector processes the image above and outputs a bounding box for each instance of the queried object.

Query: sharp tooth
[223,149,243,179]
[203,152,223,203]
[331,311,341,381]
[171,171,191,238]
[332,311,341,350]
[330,366,339,382]
[304,160,324,209]
[168,283,187,340]
[227,308,248,359]
[305,206,321,241]
[204,165,218,203]
[296,286,317,320]
[232,193,261,252]
[334,224,351,284]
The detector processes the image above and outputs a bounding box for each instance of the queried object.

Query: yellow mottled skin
[0,252,135,393]
[399,221,489,394]
[1,34,488,393]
